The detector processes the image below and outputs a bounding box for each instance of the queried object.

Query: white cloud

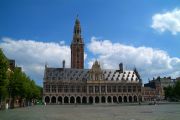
[151,8,180,35]
[1,37,180,84]
[88,37,180,83]
[0,37,71,85]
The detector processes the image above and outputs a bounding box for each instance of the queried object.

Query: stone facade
[144,76,175,101]
[43,17,143,104]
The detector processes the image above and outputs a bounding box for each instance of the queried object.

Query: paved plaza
[0,104,180,120]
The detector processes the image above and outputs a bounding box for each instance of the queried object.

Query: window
[77,86,81,93]
[52,85,56,93]
[82,86,86,92]
[112,86,116,92]
[70,86,74,93]
[58,85,62,93]
[101,86,105,93]
[133,86,136,92]
[107,86,111,93]
[95,86,99,93]
[128,86,131,92]
[123,86,127,92]
[118,86,121,92]
[64,85,68,93]
[45,85,50,93]
[89,86,93,93]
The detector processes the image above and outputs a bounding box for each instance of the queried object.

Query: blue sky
[0,0,180,85]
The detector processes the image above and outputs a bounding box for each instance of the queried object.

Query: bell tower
[71,16,84,69]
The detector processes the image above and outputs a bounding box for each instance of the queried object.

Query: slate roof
[44,67,141,83]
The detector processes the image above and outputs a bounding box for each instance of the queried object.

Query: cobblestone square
[0,104,180,120]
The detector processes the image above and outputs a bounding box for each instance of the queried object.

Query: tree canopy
[0,49,9,102]
[0,49,42,109]
[164,81,180,101]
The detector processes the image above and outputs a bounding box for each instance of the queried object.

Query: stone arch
[70,96,75,103]
[95,96,99,103]
[124,96,127,102]
[134,96,137,102]
[118,96,122,103]
[129,96,133,102]
[89,96,93,104]
[113,96,117,103]
[51,96,56,104]
[45,96,50,103]
[58,96,63,104]
[64,96,69,104]
[76,96,81,104]
[101,96,106,103]
[82,96,87,104]
[107,96,112,103]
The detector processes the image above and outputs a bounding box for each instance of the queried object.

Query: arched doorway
[58,96,62,104]
[70,96,75,103]
[101,96,106,103]
[107,96,112,103]
[89,96,93,104]
[138,96,142,102]
[134,96,137,102]
[64,96,69,104]
[51,96,56,104]
[118,96,122,103]
[45,96,50,103]
[76,96,81,104]
[82,96,87,104]
[129,96,132,102]
[95,96,99,103]
[113,96,117,103]
[124,96,127,102]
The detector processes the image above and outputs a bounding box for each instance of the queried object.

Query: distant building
[144,76,175,100]
[176,77,180,82]
[8,59,15,71]
[43,17,143,104]
[142,87,157,101]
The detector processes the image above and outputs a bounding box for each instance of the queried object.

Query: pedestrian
[5,103,8,110]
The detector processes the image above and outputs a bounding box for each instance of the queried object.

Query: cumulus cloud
[88,37,180,83]
[0,37,71,85]
[151,8,180,35]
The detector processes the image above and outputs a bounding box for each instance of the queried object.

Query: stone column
[50,96,52,104]
[68,96,70,104]
[87,96,89,104]
[127,95,129,102]
[62,97,64,104]
[75,96,77,104]
[122,95,124,102]
[105,85,107,93]
[105,96,107,103]
[111,96,113,103]
[93,86,95,94]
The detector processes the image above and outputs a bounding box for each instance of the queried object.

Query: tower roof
[71,15,83,44]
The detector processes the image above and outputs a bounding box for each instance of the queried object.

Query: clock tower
[71,16,84,69]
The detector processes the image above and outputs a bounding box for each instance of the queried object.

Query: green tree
[164,80,180,101]
[174,80,180,99]
[9,67,42,107]
[0,49,9,106]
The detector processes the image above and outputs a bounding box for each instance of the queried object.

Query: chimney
[62,60,65,68]
[119,63,123,73]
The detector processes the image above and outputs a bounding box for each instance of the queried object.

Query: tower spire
[71,16,84,69]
